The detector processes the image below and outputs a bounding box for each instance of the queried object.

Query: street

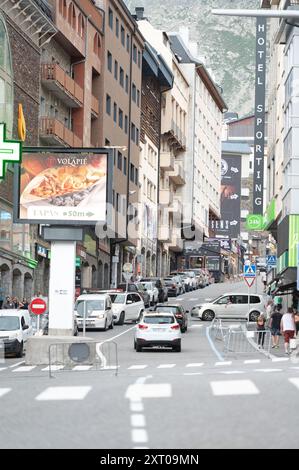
[1,279,299,449]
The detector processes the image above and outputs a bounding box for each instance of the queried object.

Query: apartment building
[263,0,299,301]
[0,0,56,300]
[136,37,173,278]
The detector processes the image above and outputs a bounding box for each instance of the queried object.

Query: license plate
[152,328,166,332]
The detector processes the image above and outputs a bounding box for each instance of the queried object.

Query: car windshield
[0,316,20,331]
[144,316,175,324]
[155,306,178,314]
[75,300,105,317]
[110,294,126,304]
[141,283,152,290]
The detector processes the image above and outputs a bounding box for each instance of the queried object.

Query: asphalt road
[1,278,299,449]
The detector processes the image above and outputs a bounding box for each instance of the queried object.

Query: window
[135,168,138,186]
[117,151,122,170]
[131,123,136,143]
[112,190,115,207]
[125,115,128,134]
[121,26,125,46]
[115,18,119,37]
[116,193,120,212]
[108,8,113,30]
[130,163,135,182]
[137,90,140,107]
[107,51,112,72]
[106,94,111,115]
[125,75,129,93]
[114,60,118,80]
[133,45,137,63]
[250,296,261,304]
[78,13,85,38]
[126,34,130,53]
[132,83,136,102]
[119,108,123,129]
[136,128,139,146]
[120,67,124,87]
[94,33,101,58]
[68,3,76,29]
[123,156,127,175]
[113,103,117,123]
[138,50,141,68]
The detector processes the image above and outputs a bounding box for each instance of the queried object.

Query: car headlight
[9,333,19,340]
[97,314,105,319]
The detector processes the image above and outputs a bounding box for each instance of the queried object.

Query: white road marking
[272,357,289,363]
[189,298,199,301]
[211,380,260,396]
[126,383,172,400]
[13,366,36,373]
[0,388,11,398]
[36,386,92,401]
[186,363,204,368]
[0,368,8,372]
[72,366,93,371]
[100,325,137,344]
[289,378,299,389]
[9,361,25,368]
[190,325,203,329]
[128,365,148,370]
[244,360,261,364]
[157,364,176,369]
[220,371,245,375]
[176,298,184,301]
[130,401,144,412]
[42,366,64,372]
[132,429,148,444]
[131,414,146,427]
[133,447,149,449]
[184,372,203,376]
[215,361,232,367]
[254,369,283,373]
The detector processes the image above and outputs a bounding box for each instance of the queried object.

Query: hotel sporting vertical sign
[253,18,267,215]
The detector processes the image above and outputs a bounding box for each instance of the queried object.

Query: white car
[134,312,182,352]
[75,294,114,330]
[140,281,159,306]
[110,292,145,325]
[191,293,266,322]
[0,309,33,358]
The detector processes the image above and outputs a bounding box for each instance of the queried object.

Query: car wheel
[118,312,125,326]
[249,311,260,322]
[136,344,142,352]
[202,310,215,321]
[181,327,186,333]
[134,340,137,350]
[173,341,181,352]
[16,341,24,358]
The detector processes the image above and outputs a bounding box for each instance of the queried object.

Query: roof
[222,141,252,155]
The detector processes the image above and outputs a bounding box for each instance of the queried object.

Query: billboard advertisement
[14,148,111,225]
[211,155,241,238]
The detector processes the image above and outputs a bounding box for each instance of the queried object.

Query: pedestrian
[0,287,4,309]
[294,309,299,337]
[261,271,267,292]
[12,297,20,309]
[265,299,274,321]
[2,296,15,309]
[257,313,267,349]
[281,307,296,355]
[269,307,282,349]
[20,298,29,310]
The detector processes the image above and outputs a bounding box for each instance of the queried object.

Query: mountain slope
[126,0,260,115]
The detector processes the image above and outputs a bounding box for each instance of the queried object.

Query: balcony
[167,229,184,253]
[159,189,173,206]
[168,161,186,186]
[168,198,183,214]
[158,225,171,242]
[91,94,100,118]
[41,64,84,108]
[40,118,82,147]
[160,151,175,171]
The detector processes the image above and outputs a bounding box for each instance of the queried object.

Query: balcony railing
[41,64,84,108]
[40,117,82,147]
[160,151,175,171]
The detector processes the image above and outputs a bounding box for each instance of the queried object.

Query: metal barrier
[223,328,271,357]
[211,318,248,342]
[48,340,118,378]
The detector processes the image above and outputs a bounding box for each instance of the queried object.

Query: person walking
[281,307,296,355]
[257,313,267,349]
[265,299,274,322]
[0,287,4,309]
[294,309,299,337]
[269,307,282,349]
[2,296,15,309]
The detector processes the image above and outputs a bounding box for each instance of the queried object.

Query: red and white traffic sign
[244,277,255,288]
[30,298,47,315]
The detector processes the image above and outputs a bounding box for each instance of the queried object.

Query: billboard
[211,155,241,238]
[14,148,111,225]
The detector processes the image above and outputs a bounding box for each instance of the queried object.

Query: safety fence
[48,340,118,378]
[223,329,272,357]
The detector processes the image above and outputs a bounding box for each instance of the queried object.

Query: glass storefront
[0,14,13,137]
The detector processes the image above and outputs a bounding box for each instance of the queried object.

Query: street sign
[123,263,133,273]
[244,264,257,278]
[267,255,277,267]
[244,277,255,288]
[0,123,22,180]
[30,298,47,316]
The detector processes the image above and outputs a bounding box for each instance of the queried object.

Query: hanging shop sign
[13,147,113,225]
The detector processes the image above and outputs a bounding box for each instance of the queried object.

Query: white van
[0,309,33,357]
[74,294,114,331]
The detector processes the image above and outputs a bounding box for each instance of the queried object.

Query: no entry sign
[30,298,47,315]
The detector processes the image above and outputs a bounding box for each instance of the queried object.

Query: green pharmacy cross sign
[246,214,265,231]
[0,123,22,180]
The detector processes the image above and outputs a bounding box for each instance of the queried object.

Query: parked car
[163,277,180,297]
[74,294,114,331]
[134,312,182,352]
[0,309,33,358]
[170,272,192,292]
[110,292,145,325]
[191,293,266,322]
[139,281,159,306]
[140,278,168,302]
[117,283,150,308]
[153,303,189,333]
